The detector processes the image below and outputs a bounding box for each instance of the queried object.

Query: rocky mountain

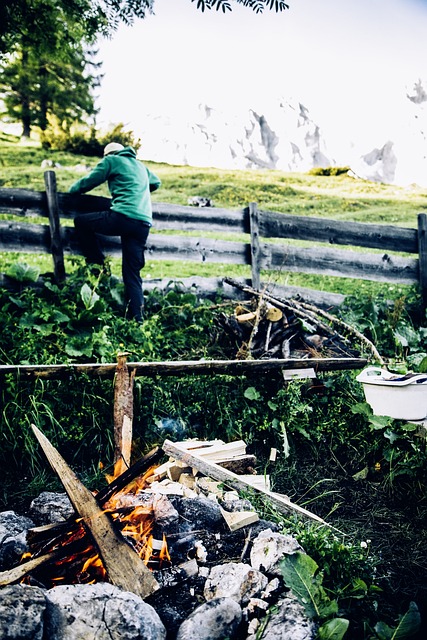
[137,79,427,187]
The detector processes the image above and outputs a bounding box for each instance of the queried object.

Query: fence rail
[1,170,426,307]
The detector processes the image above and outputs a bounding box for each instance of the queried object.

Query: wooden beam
[417,213,427,310]
[44,170,66,283]
[31,425,159,599]
[0,356,368,380]
[249,202,261,290]
[259,209,418,253]
[162,439,330,527]
[113,353,135,475]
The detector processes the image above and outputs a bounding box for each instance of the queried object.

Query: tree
[0,44,100,137]
[0,1,289,54]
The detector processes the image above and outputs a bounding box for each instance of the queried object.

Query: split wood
[113,352,135,475]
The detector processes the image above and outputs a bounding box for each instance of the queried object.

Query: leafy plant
[280,551,349,639]
[372,602,421,640]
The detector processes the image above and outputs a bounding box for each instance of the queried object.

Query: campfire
[0,429,328,639]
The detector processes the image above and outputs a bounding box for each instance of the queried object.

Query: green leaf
[374,602,421,640]
[417,355,427,373]
[390,602,421,639]
[384,429,399,443]
[280,552,325,619]
[318,618,349,640]
[51,310,70,323]
[351,402,373,417]
[244,386,261,401]
[80,283,100,310]
[368,415,392,430]
[6,262,40,283]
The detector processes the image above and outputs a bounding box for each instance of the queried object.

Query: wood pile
[221,278,383,365]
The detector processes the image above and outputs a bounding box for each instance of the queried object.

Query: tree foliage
[0,44,100,136]
[190,0,289,13]
[0,0,290,53]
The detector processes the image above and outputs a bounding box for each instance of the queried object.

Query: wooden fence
[1,170,427,308]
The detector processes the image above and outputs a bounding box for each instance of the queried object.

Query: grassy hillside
[1,131,427,298]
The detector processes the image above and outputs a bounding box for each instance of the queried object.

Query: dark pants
[74,210,150,322]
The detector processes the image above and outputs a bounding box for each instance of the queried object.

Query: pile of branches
[220,279,382,363]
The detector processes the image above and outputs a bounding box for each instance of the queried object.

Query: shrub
[41,119,141,156]
[308,166,350,176]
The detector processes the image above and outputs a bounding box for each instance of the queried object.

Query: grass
[1,131,426,299]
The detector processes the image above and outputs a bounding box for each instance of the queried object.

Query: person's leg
[120,221,150,322]
[74,210,123,264]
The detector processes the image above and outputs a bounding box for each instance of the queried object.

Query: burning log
[30,425,159,599]
[0,551,62,586]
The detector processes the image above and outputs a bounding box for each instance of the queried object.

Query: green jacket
[69,147,161,225]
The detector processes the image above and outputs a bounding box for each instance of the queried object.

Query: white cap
[103,142,125,156]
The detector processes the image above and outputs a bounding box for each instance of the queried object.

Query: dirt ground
[272,445,427,639]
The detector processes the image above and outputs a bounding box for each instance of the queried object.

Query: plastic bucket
[356,367,427,420]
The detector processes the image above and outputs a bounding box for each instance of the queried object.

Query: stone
[29,492,74,525]
[257,595,317,640]
[0,511,34,570]
[171,495,224,531]
[250,529,304,576]
[176,597,242,640]
[204,562,268,605]
[45,582,166,640]
[0,584,47,640]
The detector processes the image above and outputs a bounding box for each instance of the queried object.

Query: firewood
[0,551,62,586]
[220,509,259,532]
[31,425,159,599]
[218,455,257,475]
[113,353,135,475]
[238,475,271,492]
[162,439,331,527]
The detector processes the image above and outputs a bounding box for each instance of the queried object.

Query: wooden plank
[145,234,251,265]
[259,209,418,253]
[31,425,159,599]
[0,356,368,380]
[44,170,66,283]
[265,242,418,284]
[162,439,330,526]
[113,354,135,475]
[417,213,427,309]
[152,202,249,234]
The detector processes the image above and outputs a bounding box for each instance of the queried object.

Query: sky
[96,0,427,169]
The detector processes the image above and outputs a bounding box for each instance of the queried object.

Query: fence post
[44,170,66,283]
[417,213,427,311]
[249,202,261,290]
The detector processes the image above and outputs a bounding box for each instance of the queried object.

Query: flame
[23,461,172,586]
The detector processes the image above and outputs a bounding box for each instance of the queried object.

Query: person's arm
[146,167,161,193]
[69,158,111,194]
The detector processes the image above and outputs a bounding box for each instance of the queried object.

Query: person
[69,142,161,322]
